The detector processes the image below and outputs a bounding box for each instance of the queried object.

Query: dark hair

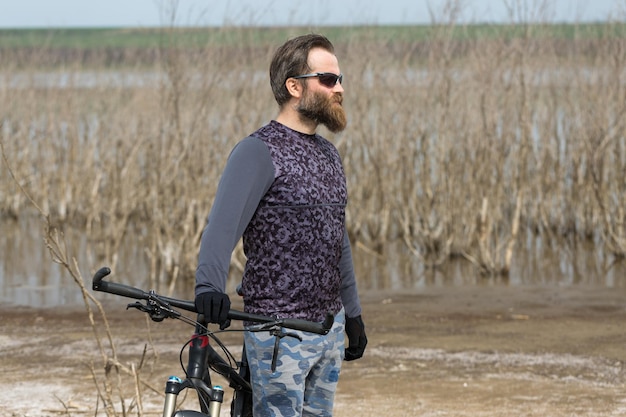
[269,34,335,106]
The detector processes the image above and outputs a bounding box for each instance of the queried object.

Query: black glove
[195,291,231,329]
[344,315,367,361]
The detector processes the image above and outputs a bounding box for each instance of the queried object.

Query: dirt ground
[2,284,626,416]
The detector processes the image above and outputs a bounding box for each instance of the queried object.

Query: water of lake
[1,215,624,308]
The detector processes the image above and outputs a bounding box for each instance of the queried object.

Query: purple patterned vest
[241,121,347,322]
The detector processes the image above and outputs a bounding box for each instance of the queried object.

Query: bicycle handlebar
[92,267,333,335]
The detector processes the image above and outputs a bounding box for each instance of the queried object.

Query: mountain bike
[91,267,334,417]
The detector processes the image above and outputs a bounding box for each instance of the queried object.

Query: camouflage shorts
[243,308,346,417]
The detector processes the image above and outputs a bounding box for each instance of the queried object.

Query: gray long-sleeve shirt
[195,121,362,321]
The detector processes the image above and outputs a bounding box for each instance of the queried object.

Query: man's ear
[285,78,303,99]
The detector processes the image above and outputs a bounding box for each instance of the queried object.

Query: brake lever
[246,322,277,332]
[246,322,302,341]
[270,328,302,342]
[126,295,182,322]
[127,301,154,314]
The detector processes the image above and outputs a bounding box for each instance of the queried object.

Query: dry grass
[1,21,625,294]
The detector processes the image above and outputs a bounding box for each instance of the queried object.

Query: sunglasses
[292,72,343,88]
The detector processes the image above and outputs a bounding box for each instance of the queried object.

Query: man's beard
[297,90,347,133]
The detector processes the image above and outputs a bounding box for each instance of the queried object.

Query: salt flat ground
[2,285,626,416]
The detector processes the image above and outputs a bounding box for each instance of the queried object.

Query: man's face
[296,48,347,133]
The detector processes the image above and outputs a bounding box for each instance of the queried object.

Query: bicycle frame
[91,266,332,417]
[162,322,253,417]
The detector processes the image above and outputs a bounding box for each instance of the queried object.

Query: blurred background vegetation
[1,18,625,294]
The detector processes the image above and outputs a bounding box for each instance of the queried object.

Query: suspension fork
[162,376,224,417]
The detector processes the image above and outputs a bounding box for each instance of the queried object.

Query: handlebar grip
[92,266,148,300]
[281,312,334,335]
[92,266,111,289]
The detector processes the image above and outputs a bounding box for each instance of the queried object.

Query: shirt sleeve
[338,228,363,318]
[195,136,274,295]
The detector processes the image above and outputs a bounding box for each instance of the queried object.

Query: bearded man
[194,34,367,417]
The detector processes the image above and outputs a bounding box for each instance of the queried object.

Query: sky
[0,0,624,28]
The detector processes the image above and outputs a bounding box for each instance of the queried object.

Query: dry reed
[1,19,625,293]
